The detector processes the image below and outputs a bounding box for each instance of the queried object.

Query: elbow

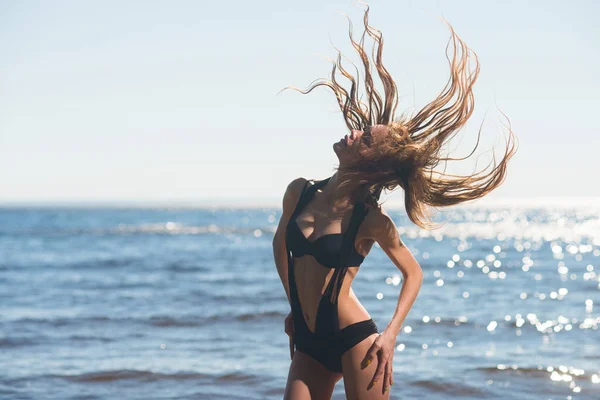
[403,264,423,281]
[414,265,424,280]
[416,270,424,282]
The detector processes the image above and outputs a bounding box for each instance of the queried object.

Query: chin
[332,141,340,153]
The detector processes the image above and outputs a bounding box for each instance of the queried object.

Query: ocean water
[0,205,599,400]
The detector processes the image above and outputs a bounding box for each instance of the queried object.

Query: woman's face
[333,124,386,164]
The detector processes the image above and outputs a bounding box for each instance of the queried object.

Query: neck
[321,171,363,210]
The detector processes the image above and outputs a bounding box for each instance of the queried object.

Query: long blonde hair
[284,5,518,229]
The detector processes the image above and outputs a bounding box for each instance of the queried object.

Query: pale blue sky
[1,0,599,206]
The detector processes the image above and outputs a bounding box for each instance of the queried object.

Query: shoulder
[286,177,310,196]
[284,177,310,203]
[282,177,310,215]
[362,204,401,245]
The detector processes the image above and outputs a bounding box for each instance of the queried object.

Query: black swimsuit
[285,176,379,373]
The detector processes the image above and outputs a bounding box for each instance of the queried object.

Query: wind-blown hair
[284,5,518,229]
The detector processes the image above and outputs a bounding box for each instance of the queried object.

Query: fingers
[381,362,389,395]
[382,356,393,394]
[367,350,386,390]
[389,357,394,387]
[361,337,381,369]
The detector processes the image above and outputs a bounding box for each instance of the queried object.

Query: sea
[0,202,599,400]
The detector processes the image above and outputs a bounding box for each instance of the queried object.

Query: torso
[286,177,378,332]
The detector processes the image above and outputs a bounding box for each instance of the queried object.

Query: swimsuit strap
[322,201,369,305]
[286,178,326,314]
[289,177,332,222]
[291,180,311,215]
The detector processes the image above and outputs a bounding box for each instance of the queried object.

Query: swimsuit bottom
[293,306,379,373]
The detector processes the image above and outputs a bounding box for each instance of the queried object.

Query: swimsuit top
[285,176,370,269]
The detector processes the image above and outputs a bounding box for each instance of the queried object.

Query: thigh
[284,350,343,400]
[341,333,390,400]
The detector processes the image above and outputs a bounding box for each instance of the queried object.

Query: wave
[416,316,474,327]
[397,220,600,244]
[38,369,258,383]
[3,210,600,243]
[476,365,548,378]
[411,379,488,396]
[0,337,40,347]
[144,311,287,327]
[475,364,597,380]
[0,223,277,237]
[7,311,288,328]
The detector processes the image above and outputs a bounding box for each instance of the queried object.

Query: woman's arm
[360,206,423,392]
[370,206,423,335]
[272,177,307,305]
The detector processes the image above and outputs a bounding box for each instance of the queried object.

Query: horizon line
[1,196,599,209]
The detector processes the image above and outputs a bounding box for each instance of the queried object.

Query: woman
[272,5,517,399]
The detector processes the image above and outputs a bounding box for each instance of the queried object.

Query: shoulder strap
[291,177,333,219]
[323,202,369,305]
[341,202,368,251]
[290,179,313,217]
